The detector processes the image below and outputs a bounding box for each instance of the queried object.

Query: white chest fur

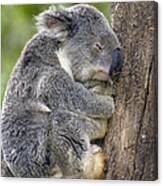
[56,49,74,80]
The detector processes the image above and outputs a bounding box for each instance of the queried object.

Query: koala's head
[36,4,122,81]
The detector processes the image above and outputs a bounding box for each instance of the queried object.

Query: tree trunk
[104,1,158,180]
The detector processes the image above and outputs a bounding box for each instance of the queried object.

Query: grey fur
[1,4,119,178]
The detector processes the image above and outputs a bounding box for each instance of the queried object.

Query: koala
[1,4,122,179]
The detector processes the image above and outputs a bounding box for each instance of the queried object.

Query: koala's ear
[36,8,73,41]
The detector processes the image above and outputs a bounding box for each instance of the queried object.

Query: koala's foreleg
[37,70,115,120]
[68,81,115,119]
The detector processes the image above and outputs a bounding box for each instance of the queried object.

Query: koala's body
[1,4,121,178]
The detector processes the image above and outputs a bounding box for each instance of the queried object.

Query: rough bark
[104,1,158,180]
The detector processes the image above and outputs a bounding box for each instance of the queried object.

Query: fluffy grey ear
[36,8,73,41]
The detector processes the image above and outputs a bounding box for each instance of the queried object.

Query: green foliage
[1,3,110,105]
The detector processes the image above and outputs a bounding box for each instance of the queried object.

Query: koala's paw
[83,145,107,179]
[91,145,107,179]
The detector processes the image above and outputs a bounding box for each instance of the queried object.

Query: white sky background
[0,0,162,186]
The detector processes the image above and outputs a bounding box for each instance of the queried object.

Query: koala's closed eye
[93,42,104,53]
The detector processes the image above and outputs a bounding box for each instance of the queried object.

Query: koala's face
[63,5,122,81]
[37,4,122,82]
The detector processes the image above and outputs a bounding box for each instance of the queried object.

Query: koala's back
[1,33,62,177]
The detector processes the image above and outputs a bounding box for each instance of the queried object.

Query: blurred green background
[1,3,110,106]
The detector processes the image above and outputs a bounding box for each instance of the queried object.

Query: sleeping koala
[1,4,122,178]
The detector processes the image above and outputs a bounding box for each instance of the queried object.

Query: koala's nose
[109,47,123,76]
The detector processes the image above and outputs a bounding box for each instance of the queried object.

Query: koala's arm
[69,82,115,119]
[37,69,114,119]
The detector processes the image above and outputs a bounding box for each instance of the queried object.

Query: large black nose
[109,47,123,76]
